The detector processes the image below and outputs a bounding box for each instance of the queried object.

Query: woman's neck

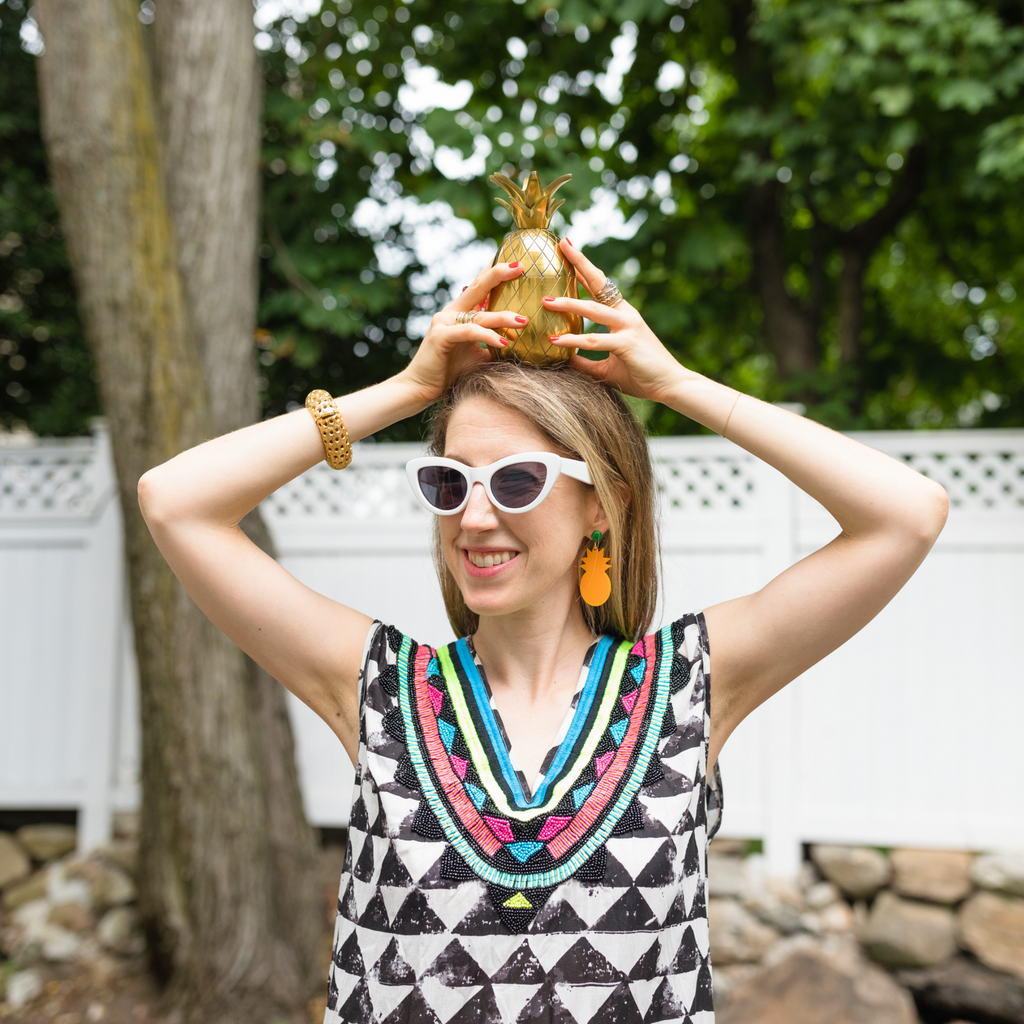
[470,596,597,703]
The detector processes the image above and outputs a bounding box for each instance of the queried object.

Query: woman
[139,240,948,1023]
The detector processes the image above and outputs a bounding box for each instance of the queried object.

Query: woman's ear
[590,481,629,537]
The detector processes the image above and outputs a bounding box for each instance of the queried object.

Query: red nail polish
[542,296,554,303]
[462,285,468,292]
[500,339,508,346]
[549,335,560,341]
[508,261,520,269]
[566,238,573,246]
[515,315,528,324]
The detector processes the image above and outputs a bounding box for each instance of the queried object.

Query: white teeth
[467,550,515,568]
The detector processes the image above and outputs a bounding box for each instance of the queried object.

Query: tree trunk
[34,1,318,1020]
[748,180,819,378]
[837,246,866,366]
[835,144,928,372]
[151,0,321,993]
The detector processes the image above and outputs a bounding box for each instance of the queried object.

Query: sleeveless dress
[324,612,723,1024]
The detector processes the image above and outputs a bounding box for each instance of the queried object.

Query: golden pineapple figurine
[487,171,582,365]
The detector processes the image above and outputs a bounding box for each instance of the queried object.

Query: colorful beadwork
[392,626,677,931]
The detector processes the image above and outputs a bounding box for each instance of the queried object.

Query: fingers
[541,293,631,329]
[450,323,509,349]
[557,238,609,297]
[548,331,612,351]
[470,310,529,331]
[453,261,523,312]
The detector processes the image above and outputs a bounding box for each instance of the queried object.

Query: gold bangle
[721,392,741,439]
[305,389,353,470]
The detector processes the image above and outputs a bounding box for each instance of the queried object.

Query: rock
[15,823,77,862]
[972,852,1024,899]
[708,898,780,964]
[796,861,821,893]
[41,923,84,961]
[46,861,92,909]
[4,968,43,1008]
[711,838,751,857]
[66,858,135,911]
[745,887,811,936]
[898,956,1024,1024]
[811,845,891,899]
[0,832,31,890]
[98,839,138,877]
[48,900,95,933]
[958,891,1024,981]
[112,811,139,840]
[2,870,47,910]
[752,900,808,936]
[861,890,957,968]
[891,848,975,904]
[713,963,760,1005]
[97,906,144,956]
[805,880,841,909]
[818,901,855,933]
[101,866,136,908]
[717,947,918,1024]
[709,854,749,898]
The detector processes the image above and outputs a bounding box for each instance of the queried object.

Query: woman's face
[440,394,607,625]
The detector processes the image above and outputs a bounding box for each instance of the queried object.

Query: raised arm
[546,241,949,768]
[138,262,525,762]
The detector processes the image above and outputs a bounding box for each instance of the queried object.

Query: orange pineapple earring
[579,531,611,607]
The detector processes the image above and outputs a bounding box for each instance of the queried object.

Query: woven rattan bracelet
[305,389,353,470]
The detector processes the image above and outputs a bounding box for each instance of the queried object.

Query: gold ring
[455,310,480,325]
[594,278,624,307]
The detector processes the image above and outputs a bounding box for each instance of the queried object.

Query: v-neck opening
[460,635,613,807]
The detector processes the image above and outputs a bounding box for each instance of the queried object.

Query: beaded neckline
[380,624,686,932]
[455,634,616,809]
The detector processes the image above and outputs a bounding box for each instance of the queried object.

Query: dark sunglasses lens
[418,466,468,511]
[491,462,547,509]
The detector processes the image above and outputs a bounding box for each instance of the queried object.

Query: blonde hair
[428,361,660,641]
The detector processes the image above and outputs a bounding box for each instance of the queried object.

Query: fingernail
[549,335,560,342]
[500,339,508,346]
[462,285,468,292]
[514,314,528,324]
[566,238,573,246]
[508,261,520,269]
[542,296,554,303]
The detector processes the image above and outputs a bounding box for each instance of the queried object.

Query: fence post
[756,455,803,877]
[78,421,120,853]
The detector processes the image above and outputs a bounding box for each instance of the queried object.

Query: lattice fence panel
[899,449,1024,510]
[0,448,104,518]
[653,451,756,514]
[264,460,424,521]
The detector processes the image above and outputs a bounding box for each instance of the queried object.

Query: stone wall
[710,839,1024,1024]
[1,819,1023,1023]
[0,816,143,1011]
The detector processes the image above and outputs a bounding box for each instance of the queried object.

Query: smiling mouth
[464,549,518,569]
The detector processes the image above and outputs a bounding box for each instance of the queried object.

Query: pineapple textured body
[486,172,581,366]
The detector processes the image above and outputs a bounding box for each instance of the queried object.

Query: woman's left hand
[544,239,685,404]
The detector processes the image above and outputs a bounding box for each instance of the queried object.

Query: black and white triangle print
[324,613,722,1024]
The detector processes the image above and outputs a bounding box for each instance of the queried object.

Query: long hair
[427,361,660,641]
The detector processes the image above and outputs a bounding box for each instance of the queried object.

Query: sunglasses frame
[406,452,593,516]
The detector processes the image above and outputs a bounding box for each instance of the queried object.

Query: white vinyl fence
[2,423,1023,875]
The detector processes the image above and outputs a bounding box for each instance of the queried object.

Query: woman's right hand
[396,261,526,406]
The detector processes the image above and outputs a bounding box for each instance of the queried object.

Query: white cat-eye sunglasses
[406,452,592,516]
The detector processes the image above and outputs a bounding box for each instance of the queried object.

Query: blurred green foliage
[0,0,98,435]
[3,0,1023,437]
